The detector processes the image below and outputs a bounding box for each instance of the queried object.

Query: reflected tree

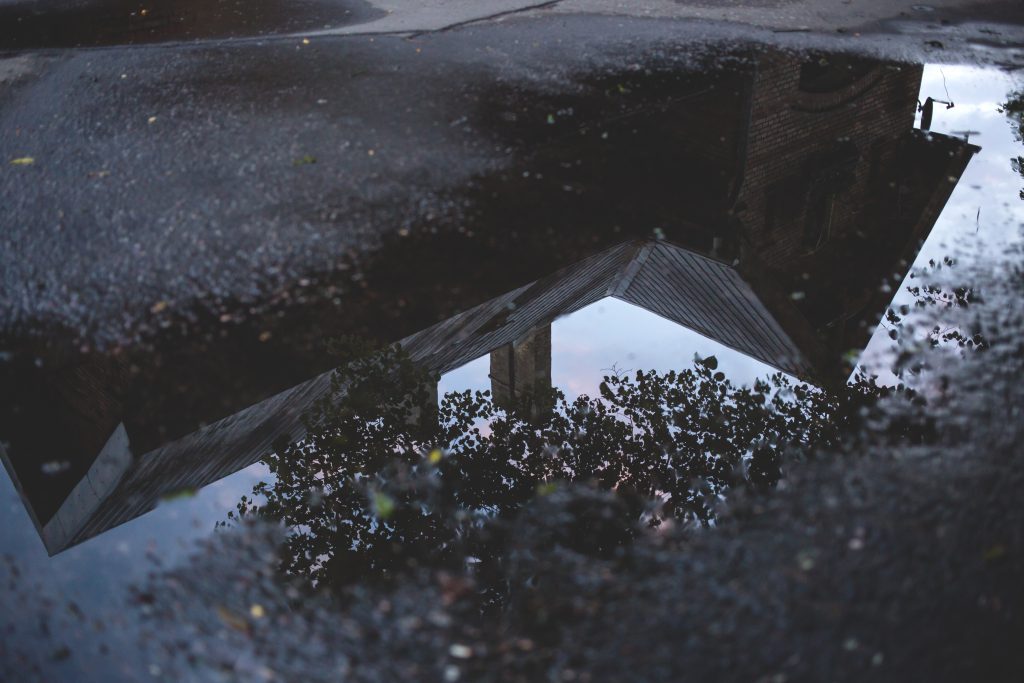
[882,257,988,381]
[1000,89,1024,199]
[227,337,899,592]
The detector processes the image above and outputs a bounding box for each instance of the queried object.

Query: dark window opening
[798,55,877,94]
[803,190,837,251]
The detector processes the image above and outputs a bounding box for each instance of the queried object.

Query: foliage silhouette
[227,336,901,593]
[1000,90,1024,199]
[881,257,988,382]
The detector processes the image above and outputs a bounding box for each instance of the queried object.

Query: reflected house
[728,54,978,374]
[0,52,977,555]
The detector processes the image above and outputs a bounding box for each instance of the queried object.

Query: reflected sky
[440,296,776,402]
[860,64,1024,379]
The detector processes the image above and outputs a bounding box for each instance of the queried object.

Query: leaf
[160,488,197,502]
[536,482,558,497]
[10,157,34,165]
[371,491,395,520]
[216,606,251,634]
[983,544,1007,562]
[293,155,317,166]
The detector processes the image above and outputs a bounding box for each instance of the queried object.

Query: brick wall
[736,55,924,269]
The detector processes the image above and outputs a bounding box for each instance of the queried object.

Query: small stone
[449,644,472,659]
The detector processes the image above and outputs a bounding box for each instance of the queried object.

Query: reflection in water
[1002,89,1024,199]
[0,48,978,565]
[226,337,889,589]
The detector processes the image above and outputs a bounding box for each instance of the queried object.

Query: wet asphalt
[1,3,1024,348]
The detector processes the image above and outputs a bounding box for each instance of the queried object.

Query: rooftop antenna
[918,97,955,131]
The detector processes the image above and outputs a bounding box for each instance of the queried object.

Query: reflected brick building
[736,54,924,265]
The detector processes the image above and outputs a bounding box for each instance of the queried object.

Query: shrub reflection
[226,338,905,593]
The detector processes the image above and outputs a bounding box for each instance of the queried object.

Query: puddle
[1,35,1022,682]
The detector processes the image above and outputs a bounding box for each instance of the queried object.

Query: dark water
[1,34,1023,682]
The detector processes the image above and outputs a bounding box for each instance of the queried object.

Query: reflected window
[798,56,877,94]
[800,142,858,251]
[803,188,837,252]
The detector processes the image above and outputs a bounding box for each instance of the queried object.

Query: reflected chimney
[489,325,553,422]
